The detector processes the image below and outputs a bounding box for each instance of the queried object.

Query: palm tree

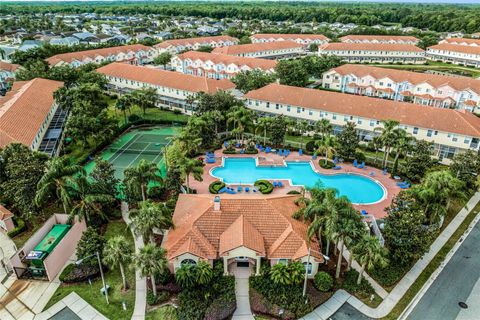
[334,208,363,279]
[70,175,115,224]
[135,244,168,297]
[315,119,332,140]
[371,136,383,165]
[103,235,133,290]
[176,129,202,157]
[352,234,388,285]
[297,120,311,149]
[133,87,157,116]
[129,200,174,244]
[123,159,162,201]
[255,117,272,145]
[316,136,337,165]
[204,110,224,135]
[391,129,413,174]
[195,261,214,286]
[177,156,204,193]
[175,264,197,289]
[35,157,83,214]
[115,95,132,124]
[227,106,255,144]
[375,120,401,168]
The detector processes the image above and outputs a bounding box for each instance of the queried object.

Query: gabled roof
[154,35,239,49]
[212,41,303,55]
[428,43,480,55]
[0,62,20,73]
[251,33,329,41]
[163,194,322,262]
[244,83,480,137]
[441,38,480,46]
[177,51,277,70]
[0,78,63,148]
[0,204,14,220]
[340,35,419,43]
[319,42,424,53]
[96,62,235,94]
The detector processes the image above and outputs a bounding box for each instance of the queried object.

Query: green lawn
[146,305,178,320]
[382,201,480,320]
[44,220,136,320]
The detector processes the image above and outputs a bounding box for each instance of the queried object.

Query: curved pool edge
[208,156,388,206]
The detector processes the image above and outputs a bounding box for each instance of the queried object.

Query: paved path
[0,231,16,281]
[301,191,480,320]
[122,201,146,320]
[231,266,254,320]
[34,292,108,320]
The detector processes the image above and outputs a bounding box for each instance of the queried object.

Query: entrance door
[236,256,249,268]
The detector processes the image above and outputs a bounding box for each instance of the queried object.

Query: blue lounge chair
[312,154,317,160]
[333,166,342,170]
[237,186,243,192]
[225,188,237,194]
[218,187,227,194]
[255,144,259,149]
[245,187,250,192]
[361,210,367,215]
[278,149,283,156]
[206,158,215,164]
[224,141,229,148]
[273,181,278,187]
[353,159,358,167]
[369,171,375,177]
[266,147,271,153]
[396,181,408,186]
[236,142,240,148]
[278,181,283,187]
[240,149,245,154]
[382,168,388,175]
[358,161,365,169]
[400,184,410,189]
[299,149,303,156]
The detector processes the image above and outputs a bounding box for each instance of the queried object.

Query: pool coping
[209,155,388,206]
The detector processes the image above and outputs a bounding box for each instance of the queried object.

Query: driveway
[230,264,254,320]
[406,218,480,320]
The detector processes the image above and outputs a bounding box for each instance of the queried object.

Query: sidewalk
[121,201,146,320]
[301,191,480,320]
[231,265,254,320]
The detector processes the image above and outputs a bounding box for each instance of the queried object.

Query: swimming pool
[210,158,386,204]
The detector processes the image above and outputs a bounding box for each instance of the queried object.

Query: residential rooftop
[319,42,424,52]
[177,51,277,70]
[212,40,303,55]
[154,35,238,49]
[428,43,480,55]
[339,35,419,42]
[251,33,330,41]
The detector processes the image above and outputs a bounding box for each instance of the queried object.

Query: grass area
[381,201,480,320]
[355,292,382,308]
[44,220,136,320]
[372,61,480,78]
[146,305,178,320]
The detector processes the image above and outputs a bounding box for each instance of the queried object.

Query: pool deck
[190,150,401,219]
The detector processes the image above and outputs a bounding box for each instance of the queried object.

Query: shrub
[222,149,237,154]
[305,140,316,153]
[314,272,333,292]
[370,264,409,287]
[156,269,174,285]
[147,290,170,306]
[128,114,141,122]
[204,295,236,320]
[59,263,100,283]
[254,180,274,194]
[287,190,301,195]
[76,227,105,266]
[244,148,258,154]
[173,109,182,114]
[7,218,26,238]
[319,160,335,169]
[355,151,366,162]
[209,181,226,194]
[342,270,374,296]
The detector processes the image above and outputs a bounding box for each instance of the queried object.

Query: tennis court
[85,126,180,180]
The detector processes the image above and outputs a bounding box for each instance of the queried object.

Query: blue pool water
[211,158,385,204]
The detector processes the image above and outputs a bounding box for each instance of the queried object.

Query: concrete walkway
[301,191,480,320]
[0,231,16,281]
[231,265,254,320]
[34,292,108,320]
[121,201,146,320]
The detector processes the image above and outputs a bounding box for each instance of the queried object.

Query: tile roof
[251,33,330,41]
[244,83,480,137]
[164,194,322,262]
[177,51,277,70]
[96,62,235,94]
[212,40,303,55]
[441,38,480,46]
[340,35,419,42]
[0,204,14,220]
[0,61,20,72]
[154,35,239,49]
[0,78,63,148]
[46,44,153,65]
[427,43,480,55]
[330,64,480,94]
[319,42,425,52]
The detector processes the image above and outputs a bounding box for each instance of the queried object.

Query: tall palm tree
[135,244,168,297]
[129,200,174,244]
[315,119,332,140]
[374,120,401,168]
[204,110,224,135]
[177,156,204,193]
[391,129,413,174]
[334,208,363,279]
[35,157,83,214]
[103,235,133,290]
[316,136,337,165]
[176,129,202,157]
[123,159,162,201]
[352,234,388,285]
[255,117,272,145]
[371,136,383,165]
[297,120,311,149]
[115,95,132,124]
[226,106,255,144]
[133,87,157,116]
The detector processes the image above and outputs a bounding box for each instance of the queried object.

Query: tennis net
[109,148,164,156]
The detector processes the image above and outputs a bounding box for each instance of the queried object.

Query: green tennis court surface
[85,126,180,180]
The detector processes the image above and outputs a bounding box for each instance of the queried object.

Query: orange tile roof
[212,41,303,55]
[245,83,480,137]
[177,51,277,70]
[442,38,480,46]
[0,78,63,148]
[0,61,20,72]
[164,194,322,262]
[154,35,239,49]
[320,42,425,52]
[251,33,329,41]
[340,35,419,43]
[0,204,14,220]
[96,62,235,94]
[331,64,480,94]
[428,43,480,55]
[46,44,153,65]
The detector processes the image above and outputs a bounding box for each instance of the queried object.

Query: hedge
[314,272,333,292]
[59,263,100,283]
[147,290,170,306]
[7,218,26,238]
[287,190,301,195]
[254,180,274,194]
[209,181,226,194]
[305,140,316,152]
[319,160,335,169]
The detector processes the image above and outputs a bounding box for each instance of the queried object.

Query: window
[276,104,279,110]
[266,102,270,108]
[427,130,433,137]
[413,127,419,135]
[181,259,196,266]
[357,118,362,125]
[464,137,471,144]
[303,262,313,275]
[309,110,313,116]
[369,120,375,127]
[287,106,291,112]
[278,259,289,265]
[255,100,259,106]
[333,114,337,120]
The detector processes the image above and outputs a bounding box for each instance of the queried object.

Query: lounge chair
[400,184,410,189]
[312,154,317,160]
[245,187,250,192]
[240,149,245,154]
[299,149,303,156]
[225,188,237,194]
[236,143,241,148]
[273,181,278,187]
[218,187,227,194]
[361,210,368,215]
[369,171,375,177]
[278,181,283,187]
[358,162,365,169]
[333,166,342,170]
[206,158,216,164]
[237,186,243,192]
[278,149,283,156]
[353,159,358,167]
[382,168,388,175]
[333,157,339,164]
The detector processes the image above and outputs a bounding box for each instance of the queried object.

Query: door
[236,256,249,268]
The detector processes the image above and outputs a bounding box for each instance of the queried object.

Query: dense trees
[232,70,276,93]
[336,122,358,161]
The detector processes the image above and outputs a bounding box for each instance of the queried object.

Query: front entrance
[236,256,249,268]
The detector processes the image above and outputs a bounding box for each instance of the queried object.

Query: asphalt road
[406,218,480,320]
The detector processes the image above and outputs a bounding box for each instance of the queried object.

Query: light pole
[75,251,109,304]
[302,248,330,298]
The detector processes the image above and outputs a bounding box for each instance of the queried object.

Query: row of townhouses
[172,51,277,79]
[322,64,480,112]
[212,41,305,59]
[250,33,330,47]
[339,35,420,45]
[154,35,239,54]
[96,63,480,163]
[426,38,480,68]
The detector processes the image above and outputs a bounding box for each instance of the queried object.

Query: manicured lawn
[381,201,480,320]
[146,305,178,320]
[44,220,135,320]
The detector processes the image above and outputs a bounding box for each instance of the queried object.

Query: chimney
[213,196,221,211]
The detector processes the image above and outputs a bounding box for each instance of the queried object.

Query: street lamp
[75,251,109,304]
[302,248,330,297]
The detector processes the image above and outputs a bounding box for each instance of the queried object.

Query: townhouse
[212,41,304,59]
[426,43,480,68]
[250,33,330,48]
[0,61,20,91]
[244,83,480,163]
[154,36,239,55]
[322,64,480,112]
[339,35,420,45]
[439,38,480,46]
[96,62,236,114]
[0,78,64,154]
[172,51,277,79]
[318,43,426,64]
